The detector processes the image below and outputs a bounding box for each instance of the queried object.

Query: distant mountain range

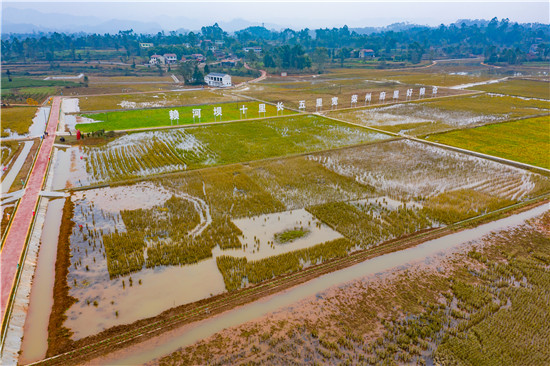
[1,7,287,35]
[0,7,521,36]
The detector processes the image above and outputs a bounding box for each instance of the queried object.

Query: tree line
[2,18,549,67]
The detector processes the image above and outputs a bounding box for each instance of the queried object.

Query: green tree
[192,65,204,84]
[312,47,328,72]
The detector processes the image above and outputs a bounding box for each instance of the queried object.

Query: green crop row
[307,201,433,247]
[216,238,354,291]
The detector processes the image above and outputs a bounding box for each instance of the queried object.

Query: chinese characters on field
[183,86,441,122]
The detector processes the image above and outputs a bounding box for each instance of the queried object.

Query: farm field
[1,106,39,137]
[61,115,391,184]
[1,76,80,104]
[6,14,550,366]
[326,93,550,136]
[236,77,464,112]
[426,116,550,169]
[322,61,497,86]
[158,210,550,366]
[77,90,234,111]
[49,138,550,341]
[468,78,550,99]
[77,101,289,132]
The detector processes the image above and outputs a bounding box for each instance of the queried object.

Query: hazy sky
[3,1,549,29]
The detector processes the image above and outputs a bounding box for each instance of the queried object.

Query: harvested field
[237,78,463,112]
[307,139,550,203]
[1,106,39,137]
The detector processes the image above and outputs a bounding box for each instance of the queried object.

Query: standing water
[19,198,65,364]
[90,203,549,366]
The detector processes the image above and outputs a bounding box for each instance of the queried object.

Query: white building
[243,47,262,54]
[164,53,178,64]
[149,54,165,65]
[204,73,232,87]
[140,42,154,48]
[359,49,376,58]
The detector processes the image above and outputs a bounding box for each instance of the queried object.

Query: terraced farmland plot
[468,79,550,99]
[426,116,550,169]
[327,93,550,136]
[77,101,283,132]
[81,114,390,184]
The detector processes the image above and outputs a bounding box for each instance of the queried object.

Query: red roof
[164,53,177,57]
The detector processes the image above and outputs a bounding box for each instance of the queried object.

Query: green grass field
[469,79,550,99]
[1,76,79,90]
[426,116,550,169]
[77,101,290,132]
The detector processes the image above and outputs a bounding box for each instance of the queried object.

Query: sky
[2,1,549,31]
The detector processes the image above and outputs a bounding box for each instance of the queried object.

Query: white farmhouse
[164,53,178,64]
[204,73,232,87]
[149,54,165,65]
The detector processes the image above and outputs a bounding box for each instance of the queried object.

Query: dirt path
[0,97,60,327]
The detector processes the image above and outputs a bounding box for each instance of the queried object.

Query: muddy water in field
[51,146,89,190]
[216,209,343,261]
[64,183,224,339]
[89,203,549,366]
[66,257,225,340]
[19,198,64,364]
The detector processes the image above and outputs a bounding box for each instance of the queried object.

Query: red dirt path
[1,97,61,324]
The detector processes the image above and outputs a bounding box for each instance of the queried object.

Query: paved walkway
[1,97,60,325]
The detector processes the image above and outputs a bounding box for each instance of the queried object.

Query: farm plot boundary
[34,195,549,366]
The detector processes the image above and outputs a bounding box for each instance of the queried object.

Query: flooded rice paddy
[35,114,550,342]
[90,203,549,366]
[217,209,343,261]
[53,139,550,339]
